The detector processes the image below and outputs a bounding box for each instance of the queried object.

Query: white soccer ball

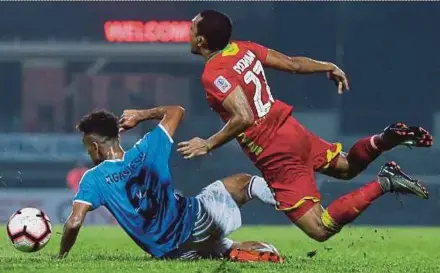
[6,207,52,252]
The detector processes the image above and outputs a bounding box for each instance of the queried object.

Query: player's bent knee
[303,224,332,242]
[335,170,359,180]
[222,173,252,188]
[342,170,360,180]
[320,155,344,178]
[296,224,331,242]
[222,173,252,196]
[221,173,253,206]
[321,152,363,180]
[290,203,333,242]
[310,231,331,242]
[322,165,361,180]
[336,165,364,180]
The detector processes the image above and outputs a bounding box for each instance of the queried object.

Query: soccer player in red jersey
[178,10,433,242]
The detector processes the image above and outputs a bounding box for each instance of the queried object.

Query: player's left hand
[327,65,350,95]
[177,137,209,159]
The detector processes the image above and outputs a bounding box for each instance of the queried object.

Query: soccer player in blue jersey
[57,106,282,262]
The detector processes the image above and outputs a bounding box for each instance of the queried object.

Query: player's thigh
[290,203,330,242]
[196,180,242,236]
[272,116,313,160]
[319,151,366,180]
[308,132,344,171]
[268,168,321,222]
[269,116,343,170]
[319,152,356,179]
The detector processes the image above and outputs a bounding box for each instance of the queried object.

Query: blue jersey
[73,125,199,258]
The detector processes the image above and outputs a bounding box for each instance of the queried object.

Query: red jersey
[202,40,293,163]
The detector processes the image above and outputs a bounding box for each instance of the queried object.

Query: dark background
[0,2,438,225]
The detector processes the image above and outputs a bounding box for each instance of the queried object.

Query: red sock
[347,136,383,172]
[321,181,384,232]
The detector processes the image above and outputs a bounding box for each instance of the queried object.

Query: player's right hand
[119,109,141,132]
[177,137,210,159]
[327,65,350,95]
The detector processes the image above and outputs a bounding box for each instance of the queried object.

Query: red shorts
[255,116,342,222]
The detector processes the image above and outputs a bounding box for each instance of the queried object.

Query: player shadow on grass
[52,252,293,268]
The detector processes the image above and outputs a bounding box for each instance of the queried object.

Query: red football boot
[228,248,284,263]
[380,122,433,149]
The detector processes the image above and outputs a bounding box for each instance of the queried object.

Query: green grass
[1,226,440,273]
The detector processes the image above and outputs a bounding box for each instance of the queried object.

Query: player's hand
[119,110,142,132]
[177,137,209,159]
[327,65,350,95]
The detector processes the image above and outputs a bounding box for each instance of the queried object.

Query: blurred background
[0,2,439,226]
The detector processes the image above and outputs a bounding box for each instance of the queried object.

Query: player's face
[190,15,203,55]
[83,134,103,165]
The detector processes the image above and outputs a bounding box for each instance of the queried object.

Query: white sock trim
[247,176,256,200]
[370,135,379,150]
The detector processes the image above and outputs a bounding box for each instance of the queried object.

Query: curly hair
[77,110,119,140]
[197,10,232,51]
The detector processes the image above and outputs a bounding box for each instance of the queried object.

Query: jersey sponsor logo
[104,152,145,184]
[233,50,256,75]
[237,133,264,157]
[214,75,232,93]
[222,42,240,57]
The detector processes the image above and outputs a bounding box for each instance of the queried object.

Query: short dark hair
[198,10,232,51]
[77,110,119,140]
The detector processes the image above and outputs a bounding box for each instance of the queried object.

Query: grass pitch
[1,226,439,273]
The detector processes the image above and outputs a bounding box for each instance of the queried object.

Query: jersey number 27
[244,60,275,118]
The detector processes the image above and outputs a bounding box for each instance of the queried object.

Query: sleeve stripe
[158,124,174,143]
[73,200,93,206]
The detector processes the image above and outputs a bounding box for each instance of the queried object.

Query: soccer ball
[6,207,52,252]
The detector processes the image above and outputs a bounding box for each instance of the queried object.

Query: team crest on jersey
[214,75,232,93]
[222,42,239,57]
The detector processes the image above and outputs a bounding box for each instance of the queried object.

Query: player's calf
[220,173,251,206]
[291,203,334,242]
[297,162,429,242]
[318,136,383,180]
[293,185,384,242]
[321,153,363,180]
[321,122,433,181]
[320,162,429,234]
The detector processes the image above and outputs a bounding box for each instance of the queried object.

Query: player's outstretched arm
[264,49,350,94]
[265,49,334,74]
[177,86,253,159]
[57,202,90,259]
[205,86,253,151]
[119,106,185,138]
